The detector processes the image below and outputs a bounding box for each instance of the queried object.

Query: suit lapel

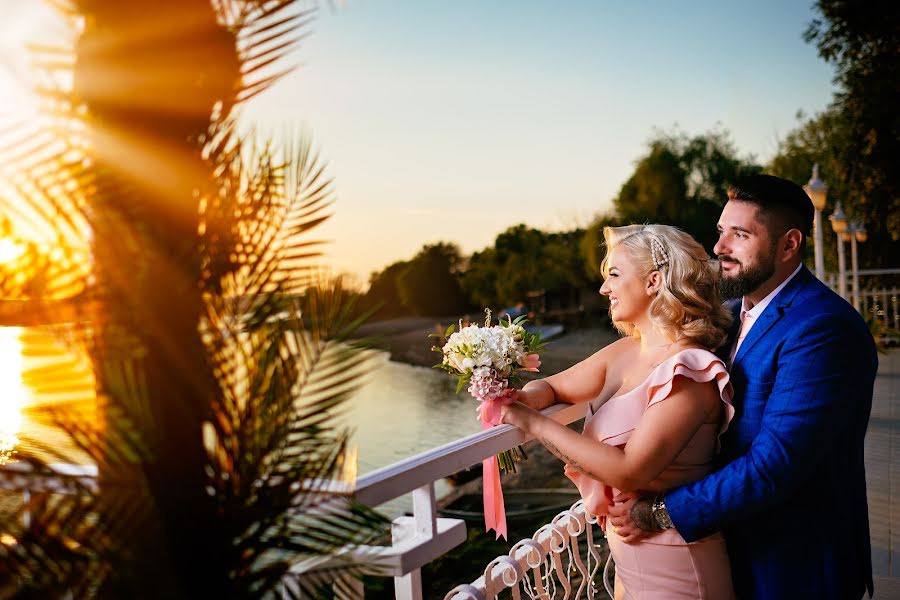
[733,267,812,367]
[718,300,742,363]
[732,305,782,366]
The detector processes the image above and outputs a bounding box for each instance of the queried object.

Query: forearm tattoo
[630,495,662,532]
[539,436,603,481]
[540,432,662,533]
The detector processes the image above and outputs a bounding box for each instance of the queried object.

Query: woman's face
[599,246,652,324]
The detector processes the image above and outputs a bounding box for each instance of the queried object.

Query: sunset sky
[1,0,836,287]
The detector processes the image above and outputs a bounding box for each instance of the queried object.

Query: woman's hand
[498,400,543,435]
[516,381,556,412]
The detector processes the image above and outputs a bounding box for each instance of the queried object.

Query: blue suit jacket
[667,267,877,599]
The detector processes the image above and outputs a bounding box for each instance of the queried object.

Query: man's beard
[718,254,777,300]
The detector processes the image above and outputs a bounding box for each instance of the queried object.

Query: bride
[499,224,736,599]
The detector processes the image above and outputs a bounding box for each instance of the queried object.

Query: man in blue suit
[609,174,877,598]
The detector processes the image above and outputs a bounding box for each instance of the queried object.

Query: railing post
[393,568,423,600]
[892,288,898,331]
[392,482,436,600]
[413,482,437,538]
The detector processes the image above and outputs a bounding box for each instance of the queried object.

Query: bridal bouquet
[432,309,545,539]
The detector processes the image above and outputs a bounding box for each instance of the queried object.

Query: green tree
[0,2,386,597]
[580,213,626,282]
[461,225,587,309]
[363,260,411,320]
[768,109,853,272]
[611,129,761,252]
[396,242,470,316]
[459,247,500,309]
[806,0,900,243]
[770,1,900,268]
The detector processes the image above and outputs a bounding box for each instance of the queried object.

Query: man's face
[714,200,778,300]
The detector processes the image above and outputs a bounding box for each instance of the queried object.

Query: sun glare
[0,328,26,464]
[0,2,51,119]
[0,239,25,265]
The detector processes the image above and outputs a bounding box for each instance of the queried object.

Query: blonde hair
[601,224,732,350]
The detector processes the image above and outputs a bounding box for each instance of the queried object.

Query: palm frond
[203,279,390,587]
[2,1,389,597]
[213,0,317,105]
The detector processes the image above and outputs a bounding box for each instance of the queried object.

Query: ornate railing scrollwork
[445,499,612,600]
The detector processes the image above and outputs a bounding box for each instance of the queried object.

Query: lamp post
[829,201,848,300]
[848,222,867,312]
[804,164,828,281]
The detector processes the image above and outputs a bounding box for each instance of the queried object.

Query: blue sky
[1,1,836,287]
[242,0,835,285]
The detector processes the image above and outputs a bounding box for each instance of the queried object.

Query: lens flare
[0,239,25,265]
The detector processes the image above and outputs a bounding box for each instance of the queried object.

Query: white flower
[440,319,531,380]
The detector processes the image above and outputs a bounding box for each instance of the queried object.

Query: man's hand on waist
[608,491,670,544]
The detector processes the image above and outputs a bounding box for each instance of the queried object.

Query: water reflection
[342,351,483,516]
[0,330,480,515]
[0,327,96,466]
[0,328,25,464]
[344,351,481,473]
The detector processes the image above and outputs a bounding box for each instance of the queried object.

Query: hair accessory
[650,238,669,270]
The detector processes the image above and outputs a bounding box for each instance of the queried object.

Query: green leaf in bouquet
[455,375,470,395]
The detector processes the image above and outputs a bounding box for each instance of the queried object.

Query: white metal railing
[444,498,612,600]
[860,287,899,331]
[0,402,589,599]
[0,461,98,528]
[822,269,899,331]
[0,461,98,493]
[343,401,587,598]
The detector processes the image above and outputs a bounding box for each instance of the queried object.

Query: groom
[608,174,878,599]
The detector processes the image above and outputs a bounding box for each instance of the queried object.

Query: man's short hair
[727,174,814,246]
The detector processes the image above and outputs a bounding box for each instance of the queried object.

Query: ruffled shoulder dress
[565,348,737,599]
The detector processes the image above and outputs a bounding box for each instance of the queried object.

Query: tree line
[361,0,899,320]
[358,128,755,319]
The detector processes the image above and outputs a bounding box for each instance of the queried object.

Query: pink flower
[521,353,541,372]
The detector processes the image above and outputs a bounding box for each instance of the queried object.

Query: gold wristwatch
[651,494,674,530]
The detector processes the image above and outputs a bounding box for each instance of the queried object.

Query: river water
[1,329,481,517]
[341,351,484,516]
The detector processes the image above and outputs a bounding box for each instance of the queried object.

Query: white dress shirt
[729,264,803,364]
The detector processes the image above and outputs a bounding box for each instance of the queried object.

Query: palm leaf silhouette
[1,1,388,597]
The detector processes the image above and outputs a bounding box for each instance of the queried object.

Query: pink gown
[565,348,737,599]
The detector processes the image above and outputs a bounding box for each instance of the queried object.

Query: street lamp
[829,201,848,300]
[848,222,867,312]
[804,164,828,281]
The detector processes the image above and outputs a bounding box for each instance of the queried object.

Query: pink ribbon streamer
[477,394,514,540]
